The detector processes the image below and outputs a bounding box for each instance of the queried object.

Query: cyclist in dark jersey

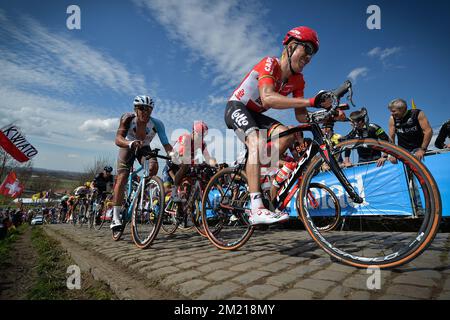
[91,166,114,224]
[92,166,114,196]
[435,119,450,149]
[341,108,390,166]
[388,99,433,161]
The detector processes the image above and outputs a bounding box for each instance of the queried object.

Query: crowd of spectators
[0,207,26,239]
[0,206,60,240]
[327,99,450,166]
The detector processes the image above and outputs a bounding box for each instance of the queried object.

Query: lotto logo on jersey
[231,109,249,126]
[264,57,274,72]
[235,89,245,100]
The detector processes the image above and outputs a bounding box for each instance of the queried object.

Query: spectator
[434,119,450,149]
[11,210,20,227]
[388,99,433,161]
[321,121,343,164]
[321,121,342,146]
[0,214,7,240]
[341,108,390,167]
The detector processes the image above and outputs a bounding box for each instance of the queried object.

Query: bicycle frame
[123,158,151,222]
[228,122,363,213]
[166,174,203,217]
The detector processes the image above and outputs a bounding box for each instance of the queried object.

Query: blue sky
[1,0,449,172]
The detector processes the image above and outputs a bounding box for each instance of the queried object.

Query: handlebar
[135,147,171,160]
[333,80,352,99]
[188,163,217,178]
[308,80,353,124]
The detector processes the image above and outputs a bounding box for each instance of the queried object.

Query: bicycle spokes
[299,139,441,268]
[201,168,254,250]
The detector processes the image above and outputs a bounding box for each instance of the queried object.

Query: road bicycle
[201,80,441,269]
[71,194,90,227]
[161,163,217,236]
[111,148,170,249]
[93,192,113,230]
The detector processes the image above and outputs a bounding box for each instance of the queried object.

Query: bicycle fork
[318,141,364,204]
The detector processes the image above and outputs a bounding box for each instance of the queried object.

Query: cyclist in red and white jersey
[169,121,216,202]
[224,26,331,225]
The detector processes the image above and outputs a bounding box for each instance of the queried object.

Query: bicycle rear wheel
[191,191,208,237]
[201,167,254,250]
[296,182,341,232]
[131,176,165,249]
[177,179,196,232]
[298,138,441,268]
[112,224,125,241]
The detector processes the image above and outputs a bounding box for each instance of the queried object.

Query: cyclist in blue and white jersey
[111,95,173,229]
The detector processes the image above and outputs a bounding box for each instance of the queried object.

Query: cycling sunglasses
[135,105,153,112]
[298,42,316,56]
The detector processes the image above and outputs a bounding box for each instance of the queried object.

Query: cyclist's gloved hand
[309,90,333,109]
[129,140,143,150]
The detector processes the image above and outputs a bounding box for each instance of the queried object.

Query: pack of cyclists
[55,24,446,246]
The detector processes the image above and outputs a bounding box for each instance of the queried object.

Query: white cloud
[0,7,232,170]
[0,12,147,96]
[132,0,278,89]
[348,67,369,82]
[368,47,402,60]
[208,95,228,106]
[79,118,119,141]
[0,58,75,93]
[0,85,116,148]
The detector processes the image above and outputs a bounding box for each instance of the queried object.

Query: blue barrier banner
[206,151,449,219]
[287,162,412,217]
[423,151,450,217]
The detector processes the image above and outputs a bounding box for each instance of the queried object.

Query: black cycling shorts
[224,101,281,140]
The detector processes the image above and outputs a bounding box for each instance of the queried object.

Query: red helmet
[282,26,319,53]
[193,121,208,135]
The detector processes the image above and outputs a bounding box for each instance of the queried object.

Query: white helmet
[133,95,154,108]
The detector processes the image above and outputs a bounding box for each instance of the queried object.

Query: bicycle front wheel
[201,167,254,250]
[77,204,86,228]
[131,176,164,249]
[298,138,441,269]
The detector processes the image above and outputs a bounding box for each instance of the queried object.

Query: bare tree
[78,155,114,186]
[0,149,34,183]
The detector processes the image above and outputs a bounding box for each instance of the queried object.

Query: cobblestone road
[46,224,450,300]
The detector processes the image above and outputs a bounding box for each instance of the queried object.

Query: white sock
[250,192,264,211]
[113,206,121,222]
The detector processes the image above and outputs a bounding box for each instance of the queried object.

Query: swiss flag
[0,171,24,198]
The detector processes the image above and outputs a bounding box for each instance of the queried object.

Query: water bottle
[273,162,297,188]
